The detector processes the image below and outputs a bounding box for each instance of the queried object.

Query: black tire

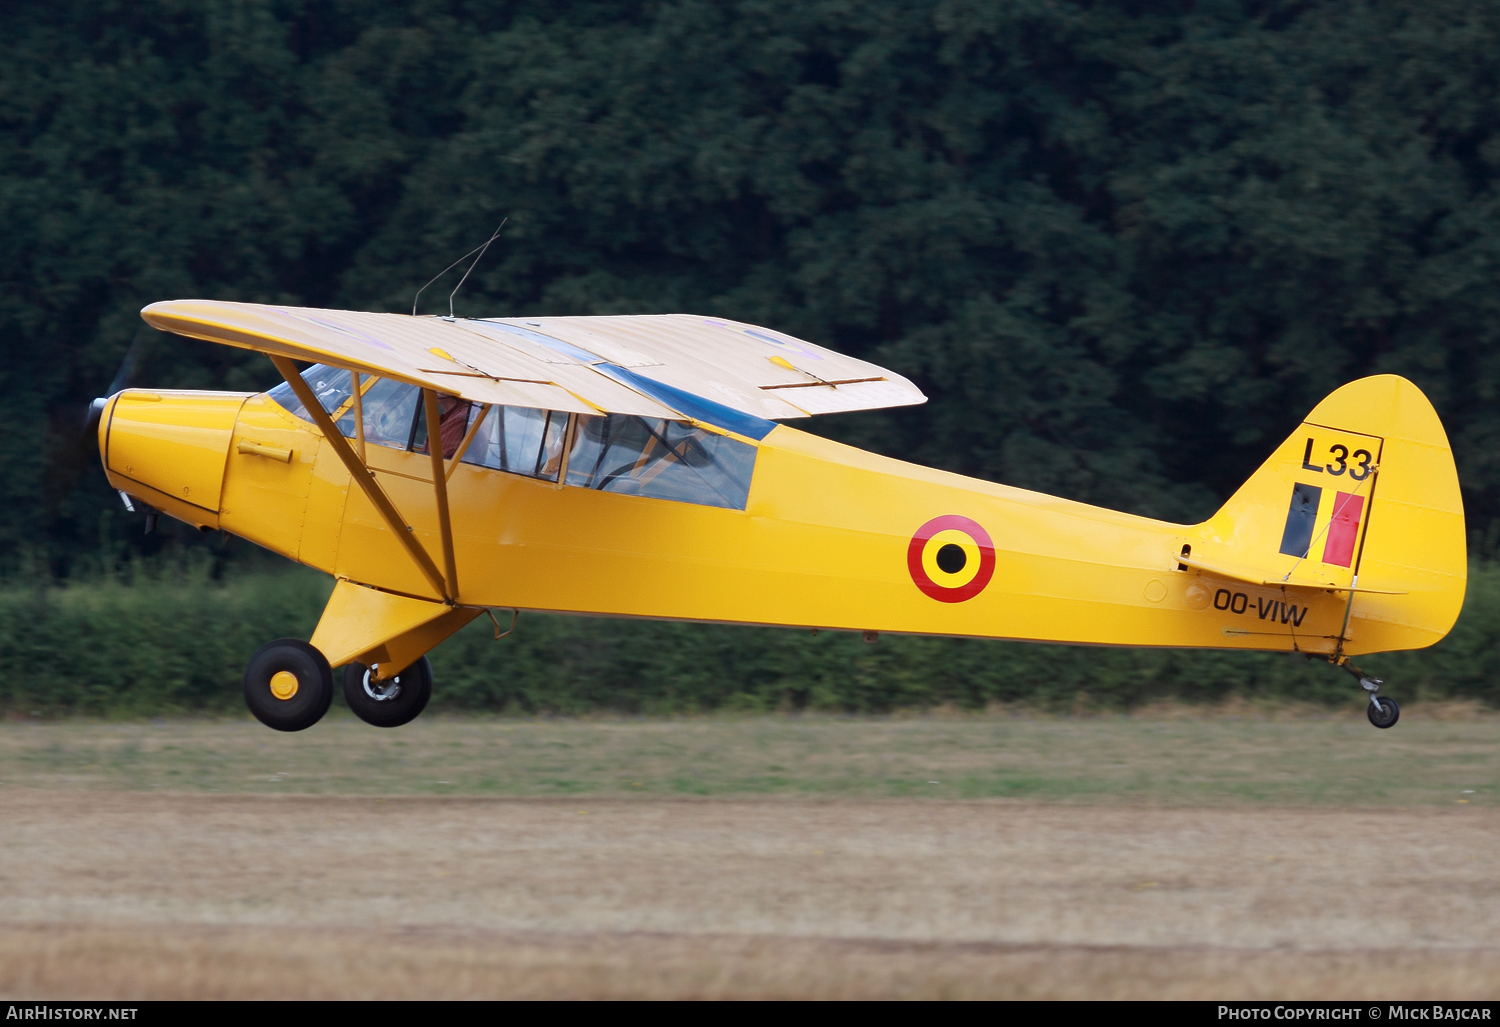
[1368,696,1401,729]
[342,656,432,728]
[244,638,334,732]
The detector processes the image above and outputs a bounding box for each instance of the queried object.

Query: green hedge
[3,557,1497,716]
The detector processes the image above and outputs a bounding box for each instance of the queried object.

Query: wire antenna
[448,217,506,318]
[410,217,508,317]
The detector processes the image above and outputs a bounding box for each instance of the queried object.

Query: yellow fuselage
[100,371,1465,661]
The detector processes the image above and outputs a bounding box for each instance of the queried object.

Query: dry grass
[5,925,1499,1000]
[2,714,1497,998]
[2,790,1498,999]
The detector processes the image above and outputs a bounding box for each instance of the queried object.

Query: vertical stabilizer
[1195,375,1465,654]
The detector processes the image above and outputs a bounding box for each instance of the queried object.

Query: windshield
[267,363,355,421]
[273,366,423,452]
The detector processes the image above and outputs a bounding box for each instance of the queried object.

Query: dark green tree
[4,0,1500,567]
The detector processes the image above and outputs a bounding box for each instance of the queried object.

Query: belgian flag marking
[1277,484,1367,568]
[908,515,996,603]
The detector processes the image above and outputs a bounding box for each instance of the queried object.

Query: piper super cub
[90,299,1465,731]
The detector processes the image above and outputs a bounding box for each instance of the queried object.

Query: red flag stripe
[1321,492,1365,568]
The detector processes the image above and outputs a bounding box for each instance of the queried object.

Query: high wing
[140,300,925,427]
[498,314,925,418]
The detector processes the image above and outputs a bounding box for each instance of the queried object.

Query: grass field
[2,710,1497,999]
[1,705,1495,805]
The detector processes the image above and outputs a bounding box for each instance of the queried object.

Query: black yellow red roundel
[906,515,996,603]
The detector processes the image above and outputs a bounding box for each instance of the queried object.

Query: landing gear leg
[1340,659,1399,729]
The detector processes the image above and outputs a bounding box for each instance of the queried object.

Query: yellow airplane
[91,300,1465,731]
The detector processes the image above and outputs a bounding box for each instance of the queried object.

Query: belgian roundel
[907,515,996,603]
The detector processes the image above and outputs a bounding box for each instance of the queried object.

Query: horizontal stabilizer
[1174,555,1408,594]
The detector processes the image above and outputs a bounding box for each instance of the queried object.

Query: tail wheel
[244,639,334,732]
[342,656,433,728]
[1368,696,1401,729]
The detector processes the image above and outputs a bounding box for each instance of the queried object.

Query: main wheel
[342,656,432,728]
[244,638,335,732]
[1368,696,1401,729]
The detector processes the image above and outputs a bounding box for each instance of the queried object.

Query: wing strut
[270,356,452,602]
[421,389,460,601]
[445,403,490,481]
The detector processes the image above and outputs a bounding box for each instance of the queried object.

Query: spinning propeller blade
[105,330,145,397]
[84,329,149,439]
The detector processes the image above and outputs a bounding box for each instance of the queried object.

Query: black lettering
[1279,604,1309,627]
[1327,443,1348,475]
[1231,592,1248,614]
[1258,597,1276,620]
[1214,588,1231,610]
[1350,449,1374,481]
[1301,437,1322,472]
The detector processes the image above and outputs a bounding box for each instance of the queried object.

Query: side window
[344,378,420,450]
[565,414,756,510]
[268,364,356,421]
[411,397,477,459]
[331,374,372,439]
[462,406,568,482]
[268,375,757,511]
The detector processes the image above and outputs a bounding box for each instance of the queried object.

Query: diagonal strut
[270,356,451,602]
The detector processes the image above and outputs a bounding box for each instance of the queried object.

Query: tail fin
[1193,375,1465,655]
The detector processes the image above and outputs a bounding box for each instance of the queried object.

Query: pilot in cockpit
[426,393,473,460]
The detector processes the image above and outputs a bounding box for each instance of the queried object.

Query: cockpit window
[269,372,758,509]
[268,363,355,421]
[272,368,452,454]
[461,406,568,481]
[412,396,476,459]
[340,377,420,450]
[565,414,756,510]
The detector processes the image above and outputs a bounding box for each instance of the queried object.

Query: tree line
[5,0,1500,567]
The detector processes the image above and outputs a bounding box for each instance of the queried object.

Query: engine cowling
[100,389,251,530]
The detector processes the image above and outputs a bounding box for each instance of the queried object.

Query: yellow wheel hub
[269,670,299,701]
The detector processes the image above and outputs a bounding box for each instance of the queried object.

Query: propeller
[81,328,163,533]
[83,328,147,440]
